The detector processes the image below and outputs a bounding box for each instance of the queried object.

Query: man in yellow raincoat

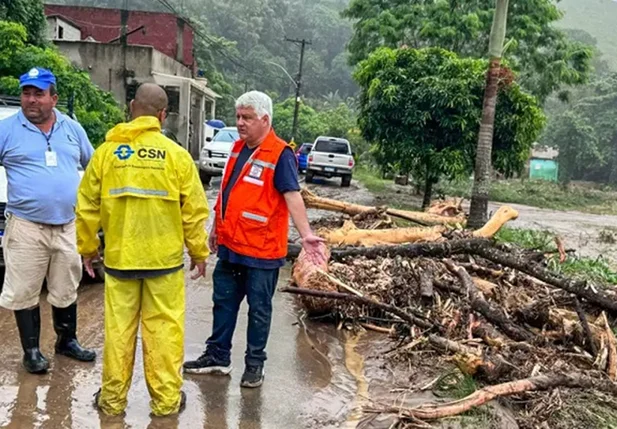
[76,83,209,416]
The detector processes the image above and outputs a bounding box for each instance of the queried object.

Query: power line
[153,0,269,80]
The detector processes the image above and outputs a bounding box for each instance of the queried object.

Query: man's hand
[190,260,207,280]
[83,252,101,278]
[208,229,218,254]
[301,233,327,266]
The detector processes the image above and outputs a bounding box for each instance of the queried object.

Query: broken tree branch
[600,312,617,381]
[575,298,598,357]
[302,188,464,226]
[332,239,617,313]
[445,260,538,343]
[471,206,519,238]
[369,373,617,421]
[281,286,437,331]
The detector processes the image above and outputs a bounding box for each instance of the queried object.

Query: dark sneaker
[183,352,232,375]
[178,391,186,413]
[240,365,264,388]
[93,388,102,410]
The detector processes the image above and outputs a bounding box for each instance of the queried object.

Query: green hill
[557,0,617,70]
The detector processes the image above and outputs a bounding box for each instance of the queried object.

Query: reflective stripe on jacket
[76,116,209,270]
[215,129,290,259]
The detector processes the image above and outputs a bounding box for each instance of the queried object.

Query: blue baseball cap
[19,67,57,90]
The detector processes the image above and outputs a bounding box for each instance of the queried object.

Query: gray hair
[235,91,273,124]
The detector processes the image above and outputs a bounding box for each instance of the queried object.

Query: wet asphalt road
[0,178,361,429]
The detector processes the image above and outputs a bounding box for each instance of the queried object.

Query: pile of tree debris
[285,190,617,427]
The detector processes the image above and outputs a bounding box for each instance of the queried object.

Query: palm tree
[468,0,510,229]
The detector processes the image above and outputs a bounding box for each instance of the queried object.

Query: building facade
[43,5,218,161]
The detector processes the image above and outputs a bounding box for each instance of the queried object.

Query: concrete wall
[152,50,192,79]
[54,41,191,106]
[44,4,195,70]
[46,17,81,41]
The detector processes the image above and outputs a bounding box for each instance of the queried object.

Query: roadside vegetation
[439,178,617,215]
[495,226,617,283]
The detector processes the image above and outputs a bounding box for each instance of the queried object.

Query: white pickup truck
[306,136,355,187]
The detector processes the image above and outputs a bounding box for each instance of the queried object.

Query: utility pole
[285,37,311,145]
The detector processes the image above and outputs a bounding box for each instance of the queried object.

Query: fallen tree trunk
[370,373,617,421]
[471,206,519,238]
[291,247,333,313]
[331,238,491,261]
[321,220,446,246]
[302,188,464,226]
[332,239,617,313]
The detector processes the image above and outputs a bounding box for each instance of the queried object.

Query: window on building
[58,26,64,39]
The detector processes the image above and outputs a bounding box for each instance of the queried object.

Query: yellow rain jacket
[76,116,209,269]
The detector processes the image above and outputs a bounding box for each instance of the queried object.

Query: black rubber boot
[52,303,96,362]
[14,307,49,374]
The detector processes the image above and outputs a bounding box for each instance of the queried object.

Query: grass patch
[497,226,617,284]
[495,226,557,252]
[354,165,388,194]
[438,178,617,215]
[547,256,617,284]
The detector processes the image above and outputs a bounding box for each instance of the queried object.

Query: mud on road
[1,176,604,429]
[0,179,374,429]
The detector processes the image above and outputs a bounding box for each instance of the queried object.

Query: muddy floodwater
[0,264,372,429]
[0,180,374,429]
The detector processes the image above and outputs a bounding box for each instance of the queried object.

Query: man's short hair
[235,91,273,124]
[49,84,57,97]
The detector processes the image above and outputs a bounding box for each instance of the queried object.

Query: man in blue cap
[0,67,96,374]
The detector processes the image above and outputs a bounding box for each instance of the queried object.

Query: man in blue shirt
[0,68,96,374]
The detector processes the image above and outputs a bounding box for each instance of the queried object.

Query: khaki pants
[0,214,82,311]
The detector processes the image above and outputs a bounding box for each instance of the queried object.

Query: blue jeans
[206,260,279,367]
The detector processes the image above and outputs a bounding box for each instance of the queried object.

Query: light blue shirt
[0,109,94,225]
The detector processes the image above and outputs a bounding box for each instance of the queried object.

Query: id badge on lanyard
[43,124,57,167]
[45,150,58,167]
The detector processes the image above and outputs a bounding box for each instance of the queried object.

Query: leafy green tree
[273,97,360,146]
[542,74,617,185]
[343,0,593,102]
[273,98,323,144]
[354,47,545,207]
[0,0,47,46]
[0,21,124,146]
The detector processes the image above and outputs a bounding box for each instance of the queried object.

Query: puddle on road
[341,332,369,429]
[0,265,363,429]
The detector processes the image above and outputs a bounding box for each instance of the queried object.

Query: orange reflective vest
[215,129,291,260]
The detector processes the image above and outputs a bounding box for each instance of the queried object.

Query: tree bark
[422,159,435,210]
[468,0,510,229]
[372,373,617,421]
[281,286,437,331]
[331,239,617,313]
[445,261,538,343]
[422,177,434,210]
[301,188,464,226]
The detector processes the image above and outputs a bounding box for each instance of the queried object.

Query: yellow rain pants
[98,269,185,416]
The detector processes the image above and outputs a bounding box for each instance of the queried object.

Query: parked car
[295,143,313,173]
[306,137,355,187]
[0,105,105,286]
[198,126,239,185]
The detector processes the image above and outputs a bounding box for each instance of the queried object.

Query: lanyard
[40,123,56,152]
